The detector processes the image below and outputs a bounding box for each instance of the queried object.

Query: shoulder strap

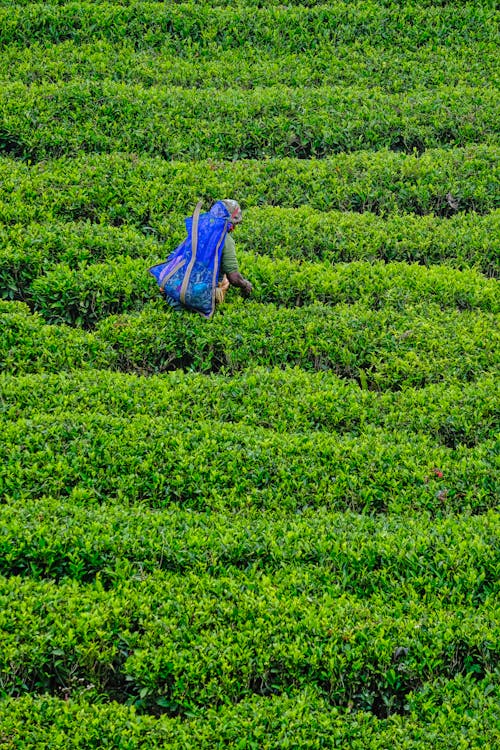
[180,201,203,305]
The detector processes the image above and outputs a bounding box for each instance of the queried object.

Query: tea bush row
[204,256,500,312]
[0,222,163,299]
[2,369,497,446]
[0,2,495,50]
[0,675,499,750]
[43,301,500,387]
[3,0,494,8]
[2,39,496,93]
[3,82,497,161]
[0,146,498,224]
[1,493,498,594]
[243,207,500,273]
[2,300,498,388]
[1,211,498,291]
[1,409,497,513]
[20,256,498,328]
[0,570,497,713]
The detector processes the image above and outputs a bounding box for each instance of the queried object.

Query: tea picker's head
[222,199,243,228]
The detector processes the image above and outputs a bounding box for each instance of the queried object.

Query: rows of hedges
[1,494,498,587]
[1,0,498,744]
[2,300,498,386]
[1,212,498,294]
[1,146,498,225]
[2,40,497,92]
[20,257,498,328]
[0,568,497,711]
[2,0,494,7]
[1,409,497,513]
[2,82,498,160]
[2,369,497,446]
[0,3,496,50]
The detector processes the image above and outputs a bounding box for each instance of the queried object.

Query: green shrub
[1,676,499,749]
[0,300,113,373]
[1,408,497,513]
[95,301,500,387]
[2,38,497,93]
[0,2,495,50]
[30,256,154,327]
[0,495,498,597]
[1,212,498,305]
[0,146,497,225]
[18,257,496,328]
[2,82,497,160]
[0,571,497,714]
[2,369,498,446]
[239,208,500,276]
[2,299,498,387]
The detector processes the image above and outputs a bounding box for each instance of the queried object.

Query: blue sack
[149,201,232,318]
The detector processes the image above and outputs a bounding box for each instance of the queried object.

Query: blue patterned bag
[149,201,232,318]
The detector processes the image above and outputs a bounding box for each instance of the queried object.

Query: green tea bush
[0,300,113,373]
[0,2,496,50]
[0,571,497,713]
[2,369,497,446]
[30,256,154,327]
[1,675,499,750]
[2,82,497,160]
[94,301,500,386]
[0,222,167,301]
[1,211,498,301]
[2,39,496,92]
[1,146,497,225]
[0,496,497,596]
[1,410,497,513]
[238,208,500,275]
[30,255,500,327]
[1,0,493,7]
[247,258,499,310]
[1,300,498,387]
[0,0,496,6]
[23,257,499,327]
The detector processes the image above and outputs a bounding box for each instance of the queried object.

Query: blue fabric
[149,201,231,318]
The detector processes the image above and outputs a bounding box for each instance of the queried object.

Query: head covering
[222,199,243,225]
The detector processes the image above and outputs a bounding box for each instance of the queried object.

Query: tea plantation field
[0,1,499,747]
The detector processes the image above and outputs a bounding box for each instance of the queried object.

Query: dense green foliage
[1,212,498,294]
[2,82,498,160]
[0,0,498,747]
[0,2,496,50]
[2,253,497,326]
[1,677,498,750]
[2,41,497,92]
[1,147,498,222]
[2,410,497,512]
[2,369,498,446]
[2,299,499,386]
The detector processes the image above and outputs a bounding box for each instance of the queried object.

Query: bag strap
[179,201,203,305]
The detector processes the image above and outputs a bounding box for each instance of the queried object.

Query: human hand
[241,280,252,298]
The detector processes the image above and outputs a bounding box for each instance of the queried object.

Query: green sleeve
[220,233,239,276]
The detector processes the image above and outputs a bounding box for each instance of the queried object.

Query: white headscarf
[222,199,243,225]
